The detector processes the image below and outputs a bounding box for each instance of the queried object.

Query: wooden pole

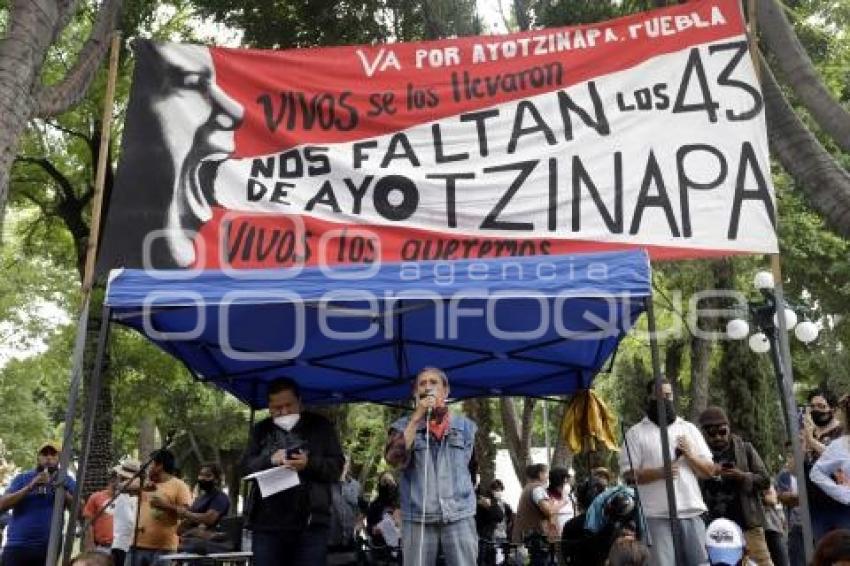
[82,33,122,298]
[45,33,121,566]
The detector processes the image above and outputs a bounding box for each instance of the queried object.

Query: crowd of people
[2,370,850,566]
[0,444,233,566]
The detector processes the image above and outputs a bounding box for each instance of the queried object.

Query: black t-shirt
[703,445,745,526]
[190,489,230,529]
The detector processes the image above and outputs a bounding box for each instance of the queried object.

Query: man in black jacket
[698,406,772,566]
[242,378,345,566]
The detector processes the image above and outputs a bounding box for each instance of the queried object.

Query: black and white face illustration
[97,41,244,273]
[151,43,244,266]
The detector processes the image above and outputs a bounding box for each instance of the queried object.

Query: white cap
[705,518,745,565]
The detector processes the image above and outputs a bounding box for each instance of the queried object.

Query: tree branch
[762,54,850,237]
[758,0,850,153]
[21,214,47,250]
[651,278,694,337]
[420,0,446,40]
[18,189,52,217]
[35,0,122,118]
[44,120,94,149]
[55,1,82,41]
[14,157,77,205]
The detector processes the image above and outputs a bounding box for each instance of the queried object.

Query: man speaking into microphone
[385,367,478,566]
[0,441,75,566]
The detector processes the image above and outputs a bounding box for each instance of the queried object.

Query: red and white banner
[98,0,776,273]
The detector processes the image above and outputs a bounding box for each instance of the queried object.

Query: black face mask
[811,410,833,427]
[197,480,215,492]
[378,483,398,501]
[645,398,677,426]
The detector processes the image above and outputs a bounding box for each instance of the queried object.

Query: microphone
[419,389,436,419]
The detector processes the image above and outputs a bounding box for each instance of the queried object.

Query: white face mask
[492,491,503,501]
[274,414,300,431]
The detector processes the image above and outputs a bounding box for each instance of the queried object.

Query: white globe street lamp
[773,308,798,331]
[725,272,818,351]
[726,319,750,340]
[754,271,774,290]
[794,321,819,344]
[748,332,771,353]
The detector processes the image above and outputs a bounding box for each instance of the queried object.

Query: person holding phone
[241,377,345,566]
[801,389,846,542]
[698,407,773,566]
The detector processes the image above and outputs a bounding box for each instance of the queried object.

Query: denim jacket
[390,414,477,524]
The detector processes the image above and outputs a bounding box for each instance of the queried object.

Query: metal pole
[743,1,814,555]
[46,32,122,566]
[766,328,792,440]
[542,399,551,465]
[45,296,91,566]
[771,259,815,561]
[645,296,686,566]
[61,307,112,565]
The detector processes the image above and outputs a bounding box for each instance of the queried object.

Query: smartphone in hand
[285,447,303,459]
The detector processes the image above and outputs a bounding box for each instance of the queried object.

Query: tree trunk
[80,296,114,501]
[513,0,531,32]
[0,0,121,226]
[138,416,156,460]
[220,448,242,516]
[0,1,58,229]
[664,338,685,403]
[550,399,571,469]
[187,430,206,465]
[762,57,850,237]
[688,335,712,421]
[500,397,535,481]
[758,0,850,153]
[463,398,495,487]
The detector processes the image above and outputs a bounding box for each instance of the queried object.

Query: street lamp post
[726,271,818,562]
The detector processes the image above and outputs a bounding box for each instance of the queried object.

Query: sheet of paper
[243,466,300,498]
[378,513,401,548]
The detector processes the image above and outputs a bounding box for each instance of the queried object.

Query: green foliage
[109,327,250,463]
[0,358,53,470]
[532,0,655,28]
[192,0,397,48]
[191,0,481,48]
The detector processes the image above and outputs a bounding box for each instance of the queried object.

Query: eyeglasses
[703,426,729,438]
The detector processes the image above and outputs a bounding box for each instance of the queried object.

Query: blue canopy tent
[61,249,693,565]
[103,250,651,407]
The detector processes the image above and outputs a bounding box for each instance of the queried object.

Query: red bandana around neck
[427,406,451,441]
